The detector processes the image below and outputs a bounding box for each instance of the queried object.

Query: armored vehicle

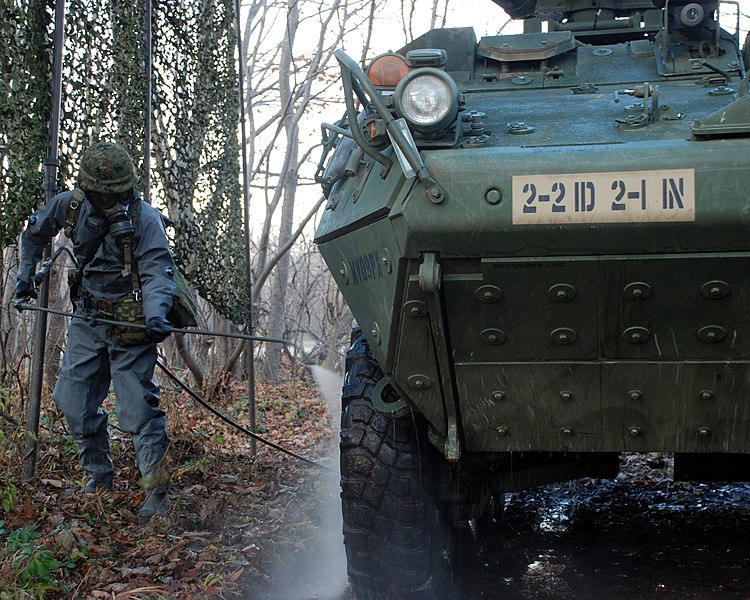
[314,1,750,597]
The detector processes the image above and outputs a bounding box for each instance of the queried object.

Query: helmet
[77,142,139,194]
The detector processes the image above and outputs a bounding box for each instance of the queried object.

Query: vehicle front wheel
[340,331,457,600]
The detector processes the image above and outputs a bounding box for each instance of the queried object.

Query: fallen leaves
[40,479,65,489]
[0,367,338,599]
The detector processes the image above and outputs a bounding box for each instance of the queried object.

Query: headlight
[679,3,704,28]
[394,68,459,134]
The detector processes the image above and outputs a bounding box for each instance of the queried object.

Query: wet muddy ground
[250,453,750,600]
[464,454,750,599]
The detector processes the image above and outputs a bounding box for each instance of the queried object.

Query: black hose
[156,359,335,472]
[14,302,332,470]
[32,246,79,285]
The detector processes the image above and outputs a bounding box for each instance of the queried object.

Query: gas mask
[87,191,135,242]
[101,202,135,241]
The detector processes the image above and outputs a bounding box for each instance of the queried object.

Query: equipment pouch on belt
[113,296,148,346]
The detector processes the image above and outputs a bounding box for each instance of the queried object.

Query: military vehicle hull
[318,123,750,461]
[316,1,750,597]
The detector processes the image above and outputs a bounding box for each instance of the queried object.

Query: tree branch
[253,194,326,301]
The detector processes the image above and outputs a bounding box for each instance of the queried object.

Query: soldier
[14,142,176,523]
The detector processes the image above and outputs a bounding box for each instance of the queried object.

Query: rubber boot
[83,478,113,494]
[138,490,169,524]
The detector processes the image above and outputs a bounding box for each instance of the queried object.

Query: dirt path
[239,441,351,600]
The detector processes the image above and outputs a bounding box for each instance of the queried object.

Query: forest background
[1,1,749,598]
[1,2,502,597]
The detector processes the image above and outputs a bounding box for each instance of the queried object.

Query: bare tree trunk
[430,0,440,30]
[236,0,385,382]
[360,0,378,67]
[0,246,16,388]
[42,236,70,394]
[174,333,204,388]
[257,0,299,382]
[401,0,416,40]
[42,273,65,395]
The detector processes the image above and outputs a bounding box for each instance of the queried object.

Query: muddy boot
[83,478,113,494]
[138,490,169,524]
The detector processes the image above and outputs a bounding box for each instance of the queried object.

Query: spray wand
[15,301,334,471]
[15,302,289,345]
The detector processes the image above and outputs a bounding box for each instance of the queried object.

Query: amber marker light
[367,53,409,87]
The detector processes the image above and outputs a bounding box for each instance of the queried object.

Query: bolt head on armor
[77,142,139,195]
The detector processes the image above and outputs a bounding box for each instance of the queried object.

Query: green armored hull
[315,1,750,597]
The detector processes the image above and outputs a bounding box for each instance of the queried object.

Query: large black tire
[340,330,457,600]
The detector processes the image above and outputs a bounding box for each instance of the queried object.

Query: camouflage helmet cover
[77,142,139,194]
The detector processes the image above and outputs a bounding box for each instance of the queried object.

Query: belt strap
[82,291,117,316]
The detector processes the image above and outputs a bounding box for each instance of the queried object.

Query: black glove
[12,280,37,311]
[146,316,173,342]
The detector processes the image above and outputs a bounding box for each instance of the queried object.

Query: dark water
[461,477,750,599]
[251,466,750,599]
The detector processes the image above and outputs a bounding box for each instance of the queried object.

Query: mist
[249,366,349,600]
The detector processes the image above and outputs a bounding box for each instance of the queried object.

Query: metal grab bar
[334,50,446,202]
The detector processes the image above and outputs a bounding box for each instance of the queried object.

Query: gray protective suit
[18,190,176,491]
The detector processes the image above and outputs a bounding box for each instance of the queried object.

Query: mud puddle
[459,454,750,599]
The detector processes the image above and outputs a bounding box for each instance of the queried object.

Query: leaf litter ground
[0,366,347,599]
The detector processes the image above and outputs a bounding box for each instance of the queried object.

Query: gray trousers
[53,313,168,492]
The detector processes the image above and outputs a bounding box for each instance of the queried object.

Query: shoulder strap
[63,189,86,238]
[119,201,143,298]
[120,236,141,299]
[68,194,143,298]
